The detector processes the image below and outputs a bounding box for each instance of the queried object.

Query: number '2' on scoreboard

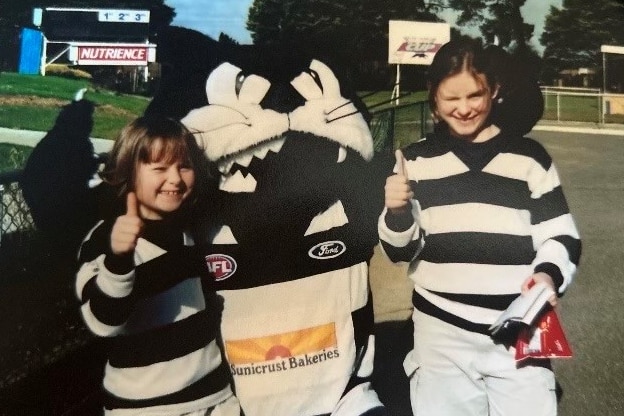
[98,10,150,24]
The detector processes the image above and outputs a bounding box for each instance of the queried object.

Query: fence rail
[541,88,624,125]
[370,100,433,151]
[1,91,621,248]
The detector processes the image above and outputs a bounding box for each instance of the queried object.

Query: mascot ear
[289,60,374,161]
[206,62,271,107]
[291,60,341,101]
[182,62,289,161]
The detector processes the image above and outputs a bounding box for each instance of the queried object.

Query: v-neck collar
[440,132,509,171]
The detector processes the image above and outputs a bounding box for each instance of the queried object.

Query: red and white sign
[69,43,156,65]
[388,21,450,65]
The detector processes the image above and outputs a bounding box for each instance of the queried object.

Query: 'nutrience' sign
[69,43,156,65]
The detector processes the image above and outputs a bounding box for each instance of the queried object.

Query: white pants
[404,309,557,416]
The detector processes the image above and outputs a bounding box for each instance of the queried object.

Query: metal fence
[370,100,433,151]
[0,171,36,248]
[541,87,624,124]
[0,100,432,249]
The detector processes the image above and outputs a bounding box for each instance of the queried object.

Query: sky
[165,0,254,43]
[165,0,562,52]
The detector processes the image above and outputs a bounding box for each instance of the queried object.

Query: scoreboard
[36,8,150,42]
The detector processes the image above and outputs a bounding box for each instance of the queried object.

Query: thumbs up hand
[110,192,144,256]
[384,150,414,214]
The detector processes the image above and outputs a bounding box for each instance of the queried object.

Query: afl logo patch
[205,254,237,281]
[308,241,346,259]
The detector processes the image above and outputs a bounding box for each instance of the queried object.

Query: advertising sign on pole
[388,21,450,65]
[388,21,450,104]
[69,43,156,66]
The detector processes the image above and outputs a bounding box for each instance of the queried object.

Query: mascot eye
[235,72,247,97]
[307,69,323,93]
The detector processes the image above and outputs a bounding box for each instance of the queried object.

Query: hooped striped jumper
[76,217,235,414]
[378,131,581,334]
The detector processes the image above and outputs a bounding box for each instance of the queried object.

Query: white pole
[40,35,48,76]
[602,52,606,93]
[391,64,401,105]
[602,52,607,123]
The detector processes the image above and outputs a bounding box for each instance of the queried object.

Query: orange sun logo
[226,322,337,364]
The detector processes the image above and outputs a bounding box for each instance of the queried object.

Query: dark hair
[427,37,544,136]
[103,116,210,208]
[483,45,544,135]
[427,38,499,118]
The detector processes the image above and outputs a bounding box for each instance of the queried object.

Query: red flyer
[515,306,573,361]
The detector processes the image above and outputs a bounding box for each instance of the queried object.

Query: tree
[421,0,542,82]
[424,0,535,51]
[246,0,438,85]
[219,32,240,46]
[540,0,624,85]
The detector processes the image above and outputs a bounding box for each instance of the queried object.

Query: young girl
[76,117,240,415]
[378,38,581,416]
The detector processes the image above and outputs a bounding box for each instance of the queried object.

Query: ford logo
[308,241,346,259]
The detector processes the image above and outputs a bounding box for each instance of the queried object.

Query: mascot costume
[145,28,391,416]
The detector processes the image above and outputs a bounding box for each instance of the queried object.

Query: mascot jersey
[182,59,388,416]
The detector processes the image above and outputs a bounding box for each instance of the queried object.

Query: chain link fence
[370,100,432,151]
[0,172,36,248]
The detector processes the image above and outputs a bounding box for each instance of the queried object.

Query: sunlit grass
[0,72,149,139]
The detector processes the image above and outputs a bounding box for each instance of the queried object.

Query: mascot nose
[261,83,304,113]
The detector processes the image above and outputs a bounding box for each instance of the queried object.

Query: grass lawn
[0,72,149,140]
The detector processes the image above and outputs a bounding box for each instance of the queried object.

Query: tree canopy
[435,0,541,74]
[6,0,622,89]
[247,0,438,66]
[246,0,546,86]
[540,0,624,82]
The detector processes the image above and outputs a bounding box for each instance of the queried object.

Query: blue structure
[18,28,43,75]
